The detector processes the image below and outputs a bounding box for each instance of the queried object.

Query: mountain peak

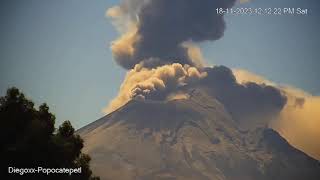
[78,88,320,180]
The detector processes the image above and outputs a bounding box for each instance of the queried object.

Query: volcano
[78,87,320,180]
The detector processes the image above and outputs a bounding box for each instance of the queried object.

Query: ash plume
[107,0,237,69]
[105,0,237,111]
[106,0,286,124]
[104,63,207,112]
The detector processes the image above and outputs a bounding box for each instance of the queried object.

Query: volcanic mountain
[78,67,320,180]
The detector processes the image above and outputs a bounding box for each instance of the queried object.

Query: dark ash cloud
[109,0,237,69]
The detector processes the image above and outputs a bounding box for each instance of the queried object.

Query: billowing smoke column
[106,0,237,111]
[108,0,237,69]
[106,0,285,120]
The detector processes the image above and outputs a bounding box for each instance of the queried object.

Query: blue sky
[1,0,319,129]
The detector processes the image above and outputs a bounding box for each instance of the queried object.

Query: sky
[1,0,319,129]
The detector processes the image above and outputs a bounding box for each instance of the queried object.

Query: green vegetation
[0,87,99,180]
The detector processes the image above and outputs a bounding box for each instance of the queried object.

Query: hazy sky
[1,0,319,129]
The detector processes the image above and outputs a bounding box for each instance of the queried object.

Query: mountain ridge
[78,88,320,180]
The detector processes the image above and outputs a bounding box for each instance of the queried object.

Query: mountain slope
[78,88,320,180]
